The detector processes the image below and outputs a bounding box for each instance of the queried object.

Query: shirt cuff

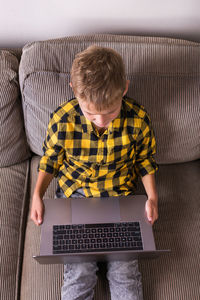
[38,156,60,177]
[135,157,158,177]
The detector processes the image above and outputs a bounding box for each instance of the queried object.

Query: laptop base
[34,250,170,264]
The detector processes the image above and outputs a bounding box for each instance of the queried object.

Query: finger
[31,211,39,226]
[146,205,153,223]
[37,211,43,225]
[31,210,43,226]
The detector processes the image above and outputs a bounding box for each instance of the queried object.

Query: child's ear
[69,82,73,88]
[123,80,130,96]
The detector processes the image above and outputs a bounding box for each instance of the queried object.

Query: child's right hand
[30,194,45,226]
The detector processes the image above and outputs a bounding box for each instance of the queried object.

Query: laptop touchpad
[71,197,120,224]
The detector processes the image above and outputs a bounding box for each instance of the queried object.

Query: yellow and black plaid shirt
[39,96,158,197]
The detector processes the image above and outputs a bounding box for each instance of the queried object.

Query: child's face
[78,98,122,129]
[70,80,129,129]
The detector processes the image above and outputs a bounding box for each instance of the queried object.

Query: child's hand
[30,194,45,226]
[145,198,158,225]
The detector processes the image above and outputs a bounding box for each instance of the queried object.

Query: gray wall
[0,0,200,47]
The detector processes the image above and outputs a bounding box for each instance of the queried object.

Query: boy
[31,45,158,300]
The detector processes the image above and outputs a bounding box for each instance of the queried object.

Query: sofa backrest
[19,34,200,164]
[0,50,30,167]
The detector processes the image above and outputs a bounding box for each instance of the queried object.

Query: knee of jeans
[64,262,98,281]
[107,260,141,282]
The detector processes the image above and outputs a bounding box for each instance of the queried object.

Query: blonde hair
[70,45,126,111]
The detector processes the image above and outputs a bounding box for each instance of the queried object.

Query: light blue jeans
[55,187,143,300]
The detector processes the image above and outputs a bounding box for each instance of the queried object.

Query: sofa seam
[15,159,31,300]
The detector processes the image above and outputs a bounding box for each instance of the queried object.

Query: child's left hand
[145,198,158,225]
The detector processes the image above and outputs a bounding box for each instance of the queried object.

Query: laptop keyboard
[53,222,143,254]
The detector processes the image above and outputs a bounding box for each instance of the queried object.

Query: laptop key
[134,232,141,236]
[125,232,130,237]
[57,230,66,235]
[72,225,78,229]
[53,246,61,250]
[57,235,63,239]
[85,223,114,228]
[78,224,84,229]
[137,242,143,247]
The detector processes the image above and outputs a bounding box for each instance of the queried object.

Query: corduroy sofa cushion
[19,34,200,164]
[0,161,29,300]
[0,50,30,167]
[139,159,200,300]
[21,156,200,300]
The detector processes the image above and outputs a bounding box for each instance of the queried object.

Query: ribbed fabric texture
[0,50,30,167]
[19,34,200,164]
[20,156,63,300]
[20,156,200,300]
[0,47,22,60]
[0,161,29,300]
[139,160,200,300]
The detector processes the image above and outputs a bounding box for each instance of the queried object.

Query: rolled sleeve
[135,113,158,177]
[38,115,64,177]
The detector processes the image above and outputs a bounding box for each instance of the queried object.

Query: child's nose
[95,115,107,125]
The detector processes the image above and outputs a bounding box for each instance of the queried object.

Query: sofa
[0,34,199,300]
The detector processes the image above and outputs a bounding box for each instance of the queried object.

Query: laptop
[33,195,169,264]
